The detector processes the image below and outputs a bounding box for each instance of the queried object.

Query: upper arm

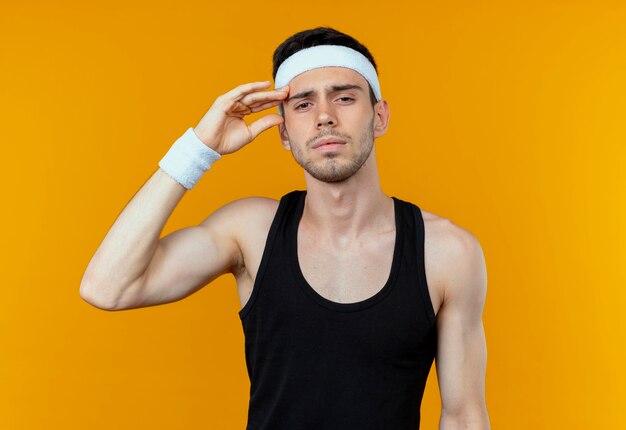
[113,197,274,311]
[434,223,490,425]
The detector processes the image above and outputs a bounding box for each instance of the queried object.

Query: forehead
[287,66,369,92]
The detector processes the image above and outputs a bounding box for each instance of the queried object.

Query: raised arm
[79,81,289,311]
[435,226,491,429]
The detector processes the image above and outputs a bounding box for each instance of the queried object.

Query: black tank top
[238,190,437,429]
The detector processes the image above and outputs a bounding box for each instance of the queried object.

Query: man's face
[279,67,387,183]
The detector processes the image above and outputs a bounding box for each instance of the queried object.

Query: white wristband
[158,127,222,190]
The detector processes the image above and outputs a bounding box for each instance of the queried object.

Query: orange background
[1,0,624,428]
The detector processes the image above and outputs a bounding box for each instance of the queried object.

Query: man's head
[271,27,390,183]
[273,27,380,111]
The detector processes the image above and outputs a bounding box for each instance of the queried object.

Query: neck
[301,148,393,240]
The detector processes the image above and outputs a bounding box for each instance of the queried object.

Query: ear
[278,121,291,150]
[373,100,390,138]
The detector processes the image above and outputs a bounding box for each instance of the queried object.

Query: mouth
[312,137,347,149]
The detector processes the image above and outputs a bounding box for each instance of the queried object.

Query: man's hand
[193,80,289,155]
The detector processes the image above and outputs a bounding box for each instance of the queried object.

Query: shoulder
[419,207,487,307]
[421,208,483,261]
[209,195,279,217]
[200,196,280,234]
[199,196,281,275]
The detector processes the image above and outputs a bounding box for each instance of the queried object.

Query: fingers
[222,81,271,101]
[239,87,289,107]
[222,80,283,103]
[248,113,284,140]
[249,98,284,113]
[216,81,289,117]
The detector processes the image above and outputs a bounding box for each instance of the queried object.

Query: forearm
[79,167,186,308]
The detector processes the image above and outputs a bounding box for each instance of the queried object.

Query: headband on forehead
[274,44,382,115]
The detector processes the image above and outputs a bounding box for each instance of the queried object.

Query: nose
[316,102,337,128]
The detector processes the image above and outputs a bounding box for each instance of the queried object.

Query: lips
[312,137,347,149]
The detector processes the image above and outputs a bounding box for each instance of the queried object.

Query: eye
[295,102,311,110]
[337,96,354,102]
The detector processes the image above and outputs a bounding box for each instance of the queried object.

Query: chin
[304,162,362,183]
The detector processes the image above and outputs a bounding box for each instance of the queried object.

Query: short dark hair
[272,27,379,107]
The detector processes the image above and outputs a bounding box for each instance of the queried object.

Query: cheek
[283,115,309,139]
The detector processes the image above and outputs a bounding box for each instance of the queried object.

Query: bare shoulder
[199,196,280,273]
[419,208,487,309]
[199,196,279,238]
[421,208,483,256]
[201,196,278,221]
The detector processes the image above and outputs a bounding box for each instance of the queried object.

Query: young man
[80,27,490,429]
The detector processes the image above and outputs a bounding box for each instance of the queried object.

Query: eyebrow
[285,84,364,104]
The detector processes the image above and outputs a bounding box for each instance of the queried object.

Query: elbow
[79,281,120,311]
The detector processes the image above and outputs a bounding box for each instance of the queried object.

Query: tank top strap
[405,199,437,324]
[238,190,305,320]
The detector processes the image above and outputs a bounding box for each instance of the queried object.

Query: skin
[80,66,490,429]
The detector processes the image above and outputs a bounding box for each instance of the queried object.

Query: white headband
[274,45,382,115]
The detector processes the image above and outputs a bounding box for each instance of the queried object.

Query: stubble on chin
[291,116,375,183]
